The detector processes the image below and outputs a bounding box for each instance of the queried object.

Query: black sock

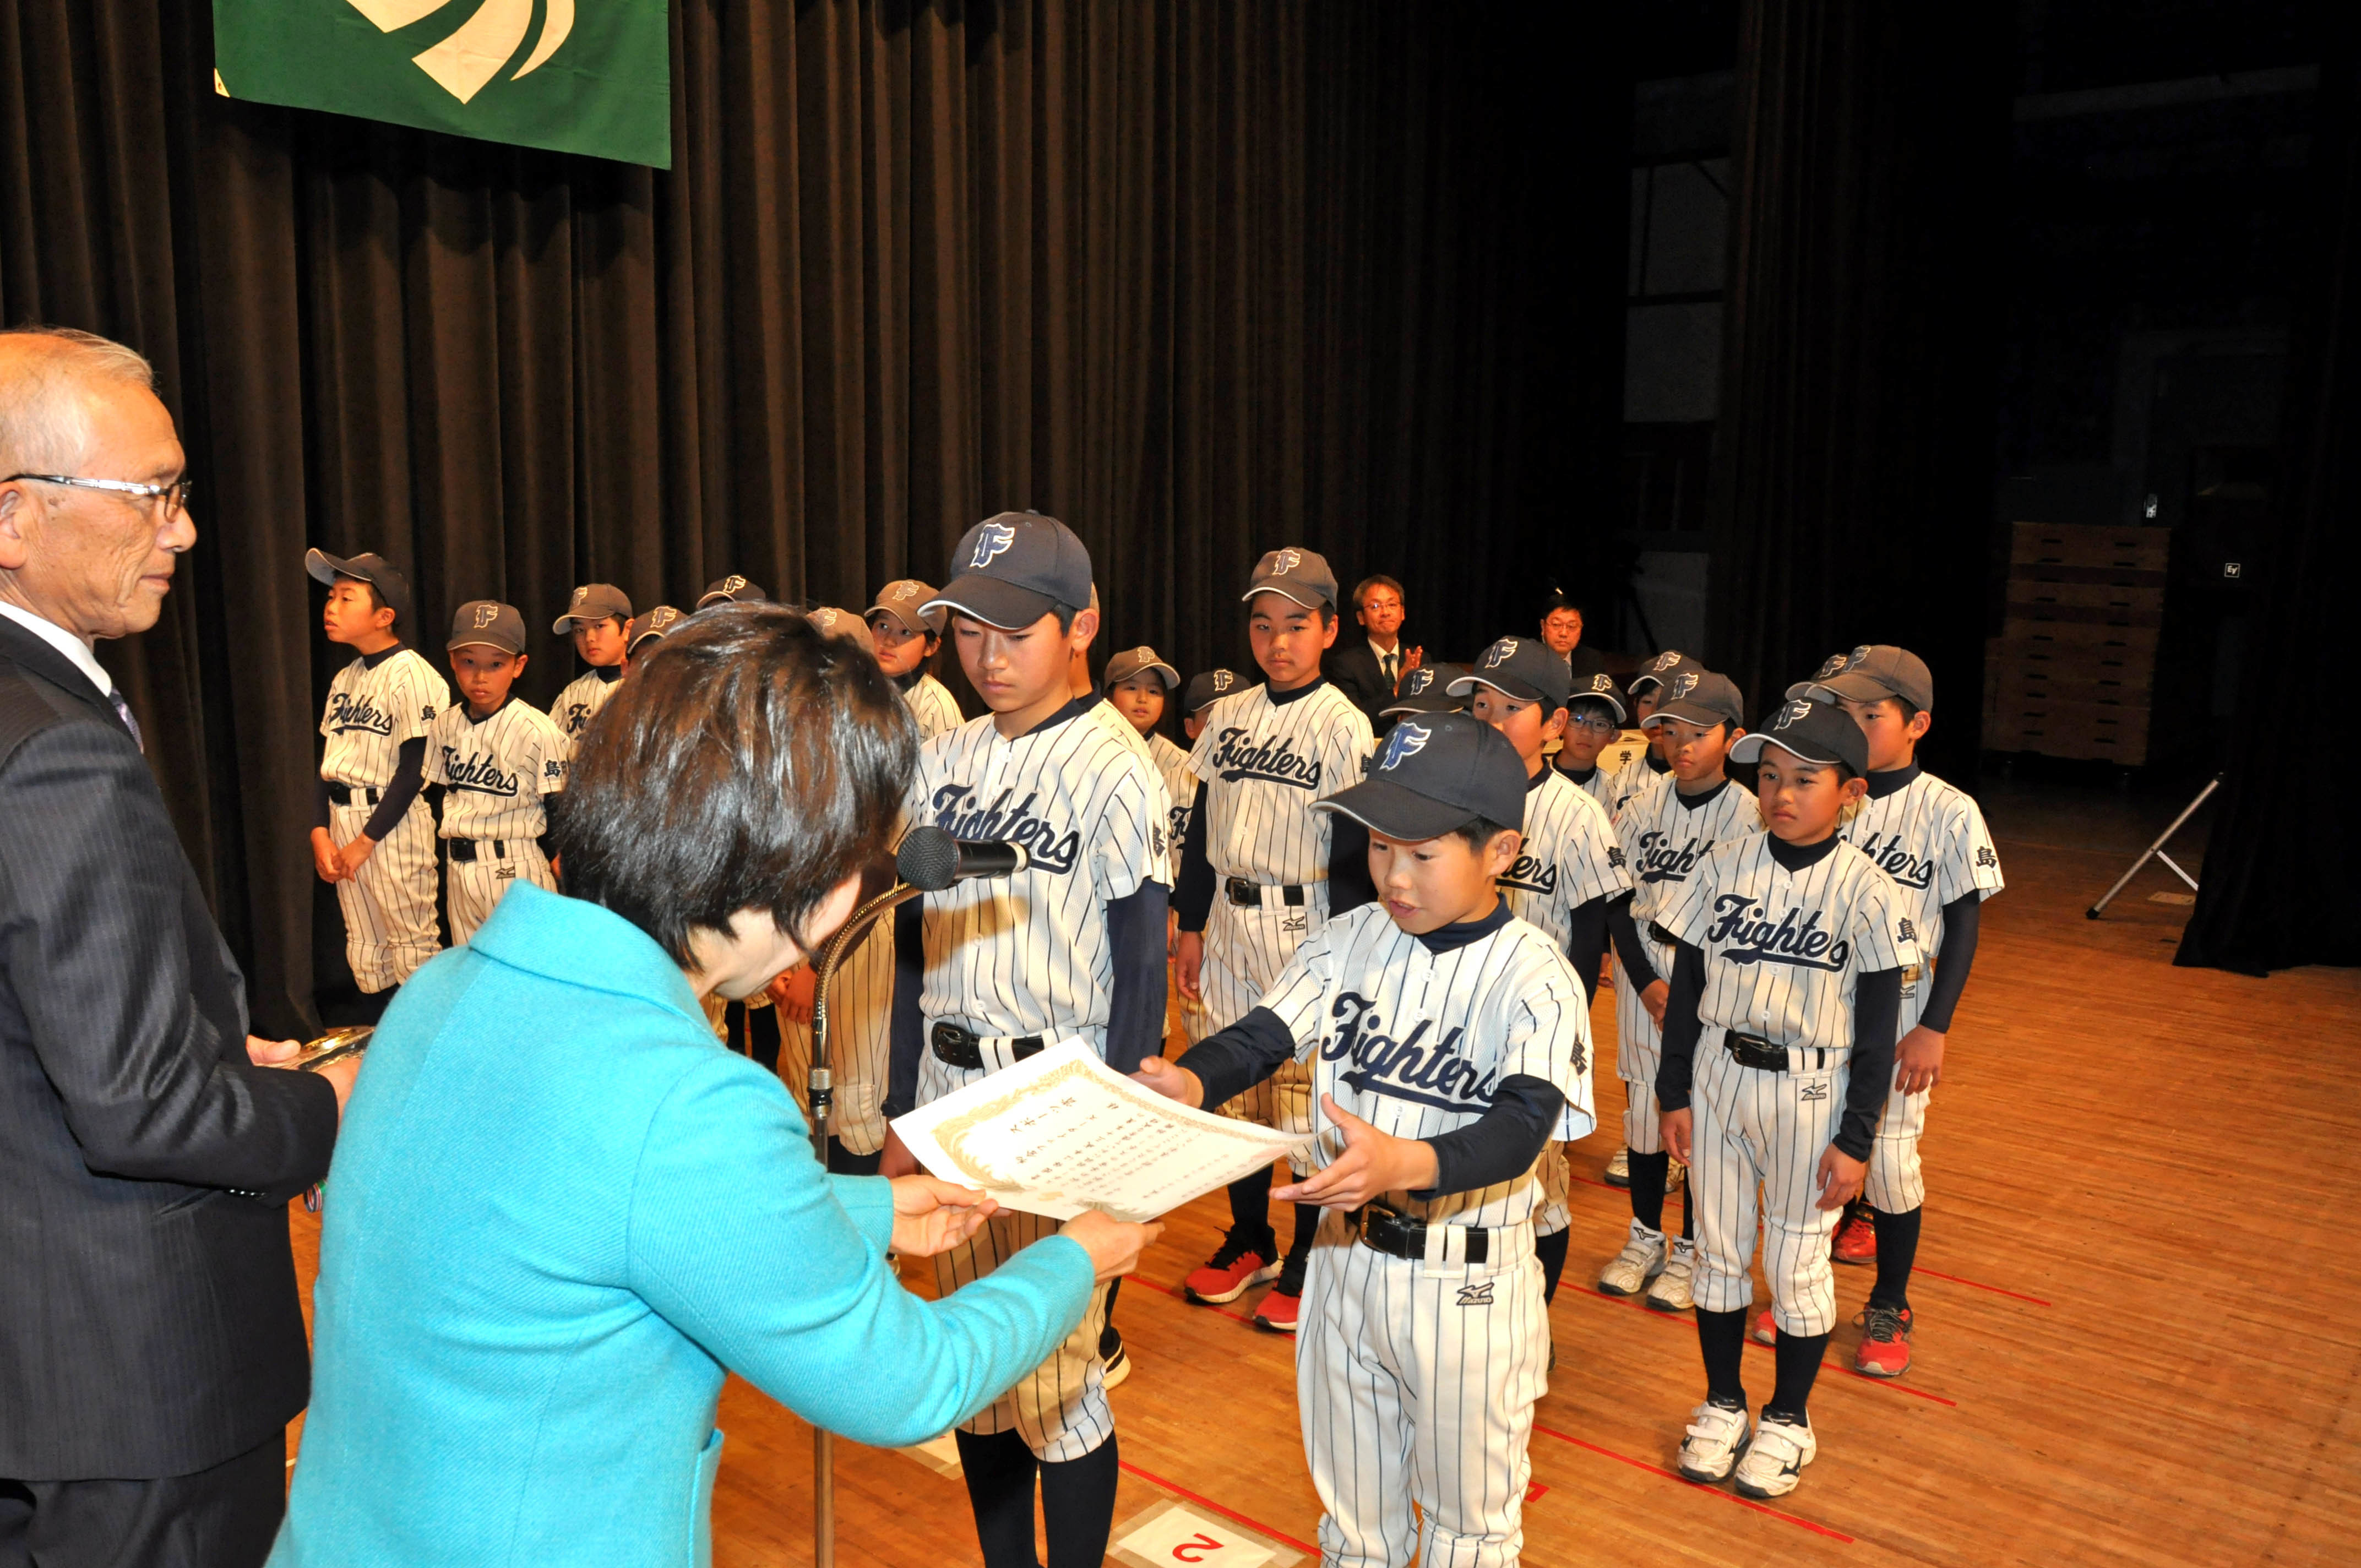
[1679,1182,1695,1240]
[1627,1150,1670,1234]
[954,1429,1040,1568]
[1038,1437,1120,1568]
[1765,1330,1830,1425]
[1696,1307,1747,1407]
[1535,1227,1570,1304]
[1870,1204,1921,1311]
[1226,1164,1278,1255]
[1282,1204,1321,1277]
[1099,1281,1123,1359]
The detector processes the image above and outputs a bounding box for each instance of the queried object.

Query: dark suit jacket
[1328,640,1407,729]
[0,616,338,1480]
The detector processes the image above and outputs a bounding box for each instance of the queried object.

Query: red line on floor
[1911,1266,2052,1308]
[1118,1459,1321,1557]
[1531,1423,1854,1543]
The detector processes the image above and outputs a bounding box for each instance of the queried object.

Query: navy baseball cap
[306,548,414,633]
[1785,651,1853,702]
[1732,695,1869,776]
[867,579,945,636]
[1182,668,1243,713]
[696,574,767,608]
[1450,635,1573,709]
[1627,649,1700,699]
[925,511,1092,630]
[448,600,527,655]
[1640,668,1745,731]
[1802,644,1934,712]
[627,605,683,651]
[1315,712,1528,841]
[1241,547,1339,612]
[1380,664,1462,717]
[1103,646,1179,690]
[1569,671,1629,724]
[552,582,632,634]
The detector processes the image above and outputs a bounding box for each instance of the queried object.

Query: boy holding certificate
[1136,712,1596,1568]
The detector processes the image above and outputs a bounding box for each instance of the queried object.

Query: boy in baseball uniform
[694,573,766,607]
[1598,671,1758,1310]
[878,512,1172,1568]
[619,605,681,676]
[1103,645,1190,878]
[427,601,570,945]
[1656,696,1917,1498]
[1137,712,1595,1568]
[548,582,631,741]
[1452,636,1630,1309]
[1611,650,1700,817]
[1172,668,1241,1051]
[1755,644,2003,1378]
[866,579,963,741]
[1172,547,1376,1331]
[308,549,448,1005]
[1554,672,1642,818]
[1375,663,1461,732]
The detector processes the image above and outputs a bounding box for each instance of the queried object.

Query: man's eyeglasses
[3,473,194,515]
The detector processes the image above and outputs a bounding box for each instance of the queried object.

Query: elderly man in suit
[0,327,355,1567]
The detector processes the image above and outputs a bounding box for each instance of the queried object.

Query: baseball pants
[1203,895,1323,1172]
[1301,1211,1548,1568]
[1612,948,1672,1156]
[775,917,894,1156]
[328,797,440,993]
[1862,988,1934,1212]
[1532,1144,1571,1239]
[933,1208,1116,1462]
[444,837,556,947]
[1688,1033,1849,1336]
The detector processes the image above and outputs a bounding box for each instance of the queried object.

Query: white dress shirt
[0,599,112,696]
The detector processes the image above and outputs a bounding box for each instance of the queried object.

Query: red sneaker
[1831,1209,1876,1265]
[1853,1305,1913,1377]
[1750,1309,1778,1346]
[1254,1286,1302,1333]
[1184,1231,1280,1304]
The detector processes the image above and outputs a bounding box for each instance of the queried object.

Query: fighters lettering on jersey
[439,748,523,797]
[925,783,1082,875]
[1497,852,1558,897]
[1206,727,1325,789]
[1323,994,1501,1114]
[1854,830,1937,890]
[1634,830,1716,885]
[327,691,400,736]
[1704,893,1852,971]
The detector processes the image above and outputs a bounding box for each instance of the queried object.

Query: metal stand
[2087,772,2221,919]
[804,879,926,1568]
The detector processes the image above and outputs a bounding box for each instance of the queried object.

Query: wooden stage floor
[285,778,2361,1565]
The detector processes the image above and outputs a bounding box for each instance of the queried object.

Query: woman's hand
[1272,1095,1437,1210]
[886,1176,1000,1256]
[1062,1211,1164,1284]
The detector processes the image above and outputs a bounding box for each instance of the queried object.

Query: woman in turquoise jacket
[272,608,1157,1566]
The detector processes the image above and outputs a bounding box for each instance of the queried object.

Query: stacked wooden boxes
[1983,521,2168,765]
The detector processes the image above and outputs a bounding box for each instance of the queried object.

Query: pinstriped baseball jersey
[1609,755,1674,819]
[1501,769,1631,954]
[1657,836,1921,1056]
[1187,680,1373,885]
[1147,731,1196,880]
[426,699,570,841]
[319,649,448,786]
[1575,731,1651,818]
[902,672,963,741]
[1618,771,1762,929]
[1087,693,1156,765]
[905,704,1171,1058]
[1841,771,2003,1027]
[1249,903,1597,1228]
[550,668,621,741]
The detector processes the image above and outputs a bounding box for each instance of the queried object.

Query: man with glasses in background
[1328,574,1423,729]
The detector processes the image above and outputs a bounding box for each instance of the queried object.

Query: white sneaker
[1732,1414,1818,1499]
[1645,1238,1695,1312]
[1677,1400,1750,1483]
[1597,1219,1667,1296]
[1605,1148,1631,1187]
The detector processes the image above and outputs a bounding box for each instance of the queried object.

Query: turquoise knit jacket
[271,883,1094,1566]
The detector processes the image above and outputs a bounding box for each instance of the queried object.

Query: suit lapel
[0,614,118,723]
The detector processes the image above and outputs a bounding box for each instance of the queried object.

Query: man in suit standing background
[1540,588,1612,687]
[0,328,355,1567]
[1326,574,1422,728]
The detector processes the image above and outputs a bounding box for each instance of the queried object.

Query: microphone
[895,825,1032,891]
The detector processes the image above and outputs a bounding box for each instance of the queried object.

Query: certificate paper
[890,1039,1317,1223]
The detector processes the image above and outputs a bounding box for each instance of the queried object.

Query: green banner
[214,1,671,169]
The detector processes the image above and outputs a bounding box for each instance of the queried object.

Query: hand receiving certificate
[890,1039,1316,1224]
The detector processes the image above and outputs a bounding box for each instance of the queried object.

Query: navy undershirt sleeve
[1414,1075,1566,1198]
[1916,892,1982,1032]
[1606,892,1660,988]
[1652,940,1708,1113]
[1563,894,1609,1004]
[360,737,426,842]
[1174,779,1215,932]
[883,899,926,1120]
[1326,814,1374,913]
[1102,881,1172,1075]
[1174,1006,1300,1108]
[1838,969,1903,1160]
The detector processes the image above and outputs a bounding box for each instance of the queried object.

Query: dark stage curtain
[0,1,1622,1031]
[1704,0,2010,770]
[2178,40,2361,976]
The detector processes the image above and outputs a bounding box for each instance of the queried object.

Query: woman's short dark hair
[554,605,917,967]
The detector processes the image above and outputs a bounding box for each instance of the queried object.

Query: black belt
[325,782,380,807]
[1725,1031,1827,1072]
[1351,1201,1489,1266]
[930,1022,1045,1071]
[447,839,511,864]
[1226,877,1309,908]
[1648,921,1680,946]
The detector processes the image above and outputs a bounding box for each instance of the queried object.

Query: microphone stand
[805,878,928,1568]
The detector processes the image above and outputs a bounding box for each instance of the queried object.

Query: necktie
[1381,651,1398,691]
[108,688,144,753]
